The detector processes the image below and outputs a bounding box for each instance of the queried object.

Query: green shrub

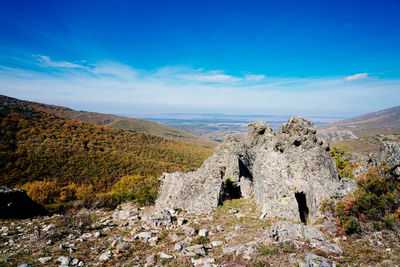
[319,198,335,213]
[329,146,354,179]
[111,175,160,206]
[335,164,399,235]
[383,215,397,230]
[342,217,361,235]
[279,242,295,253]
[23,180,61,205]
[257,244,278,256]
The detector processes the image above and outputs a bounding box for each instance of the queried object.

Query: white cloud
[0,57,398,117]
[36,55,85,69]
[344,73,368,81]
[178,70,241,83]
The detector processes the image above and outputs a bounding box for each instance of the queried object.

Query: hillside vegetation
[0,95,215,147]
[0,100,213,207]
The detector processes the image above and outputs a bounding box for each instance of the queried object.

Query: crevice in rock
[219,179,241,205]
[239,159,253,181]
[295,192,309,224]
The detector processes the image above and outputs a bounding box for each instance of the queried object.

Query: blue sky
[0,0,399,117]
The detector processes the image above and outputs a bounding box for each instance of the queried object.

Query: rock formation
[378,141,400,176]
[0,186,47,219]
[156,117,352,223]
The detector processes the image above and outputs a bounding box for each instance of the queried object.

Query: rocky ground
[1,198,399,267]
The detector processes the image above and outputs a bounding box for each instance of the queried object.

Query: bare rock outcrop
[156,117,350,223]
[378,141,400,175]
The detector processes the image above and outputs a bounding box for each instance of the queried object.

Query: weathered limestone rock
[156,117,350,223]
[0,186,47,219]
[378,141,400,171]
[306,253,334,267]
[156,136,250,214]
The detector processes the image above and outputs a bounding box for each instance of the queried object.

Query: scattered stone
[182,225,198,236]
[191,257,215,266]
[80,233,92,240]
[70,258,79,265]
[134,231,152,241]
[42,224,55,231]
[93,232,101,238]
[17,264,32,267]
[235,224,244,231]
[148,236,159,246]
[145,254,155,267]
[68,234,76,239]
[99,250,111,261]
[57,256,71,265]
[141,210,172,227]
[223,244,245,255]
[269,221,342,254]
[183,244,206,256]
[116,241,130,250]
[211,240,223,247]
[113,203,139,221]
[216,226,224,232]
[224,232,239,242]
[159,252,174,259]
[193,219,201,224]
[229,208,238,214]
[37,257,51,264]
[70,258,84,266]
[306,253,333,267]
[199,229,209,237]
[174,242,183,251]
[177,217,186,225]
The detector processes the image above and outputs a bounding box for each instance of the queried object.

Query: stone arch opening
[295,192,309,224]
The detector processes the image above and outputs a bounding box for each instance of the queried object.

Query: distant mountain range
[317,106,400,152]
[0,95,215,147]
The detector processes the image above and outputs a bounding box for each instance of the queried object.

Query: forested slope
[0,100,213,193]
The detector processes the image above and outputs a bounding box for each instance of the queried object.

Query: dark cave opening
[219,179,241,204]
[295,192,309,224]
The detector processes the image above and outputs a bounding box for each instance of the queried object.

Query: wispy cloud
[36,55,85,69]
[344,73,368,81]
[0,56,399,117]
[244,74,266,82]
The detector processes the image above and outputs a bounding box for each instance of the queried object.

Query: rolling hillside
[0,98,213,193]
[0,95,215,147]
[317,106,400,152]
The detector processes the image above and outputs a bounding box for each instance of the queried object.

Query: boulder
[306,253,334,267]
[0,186,47,219]
[141,210,172,227]
[156,117,349,223]
[269,221,342,254]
